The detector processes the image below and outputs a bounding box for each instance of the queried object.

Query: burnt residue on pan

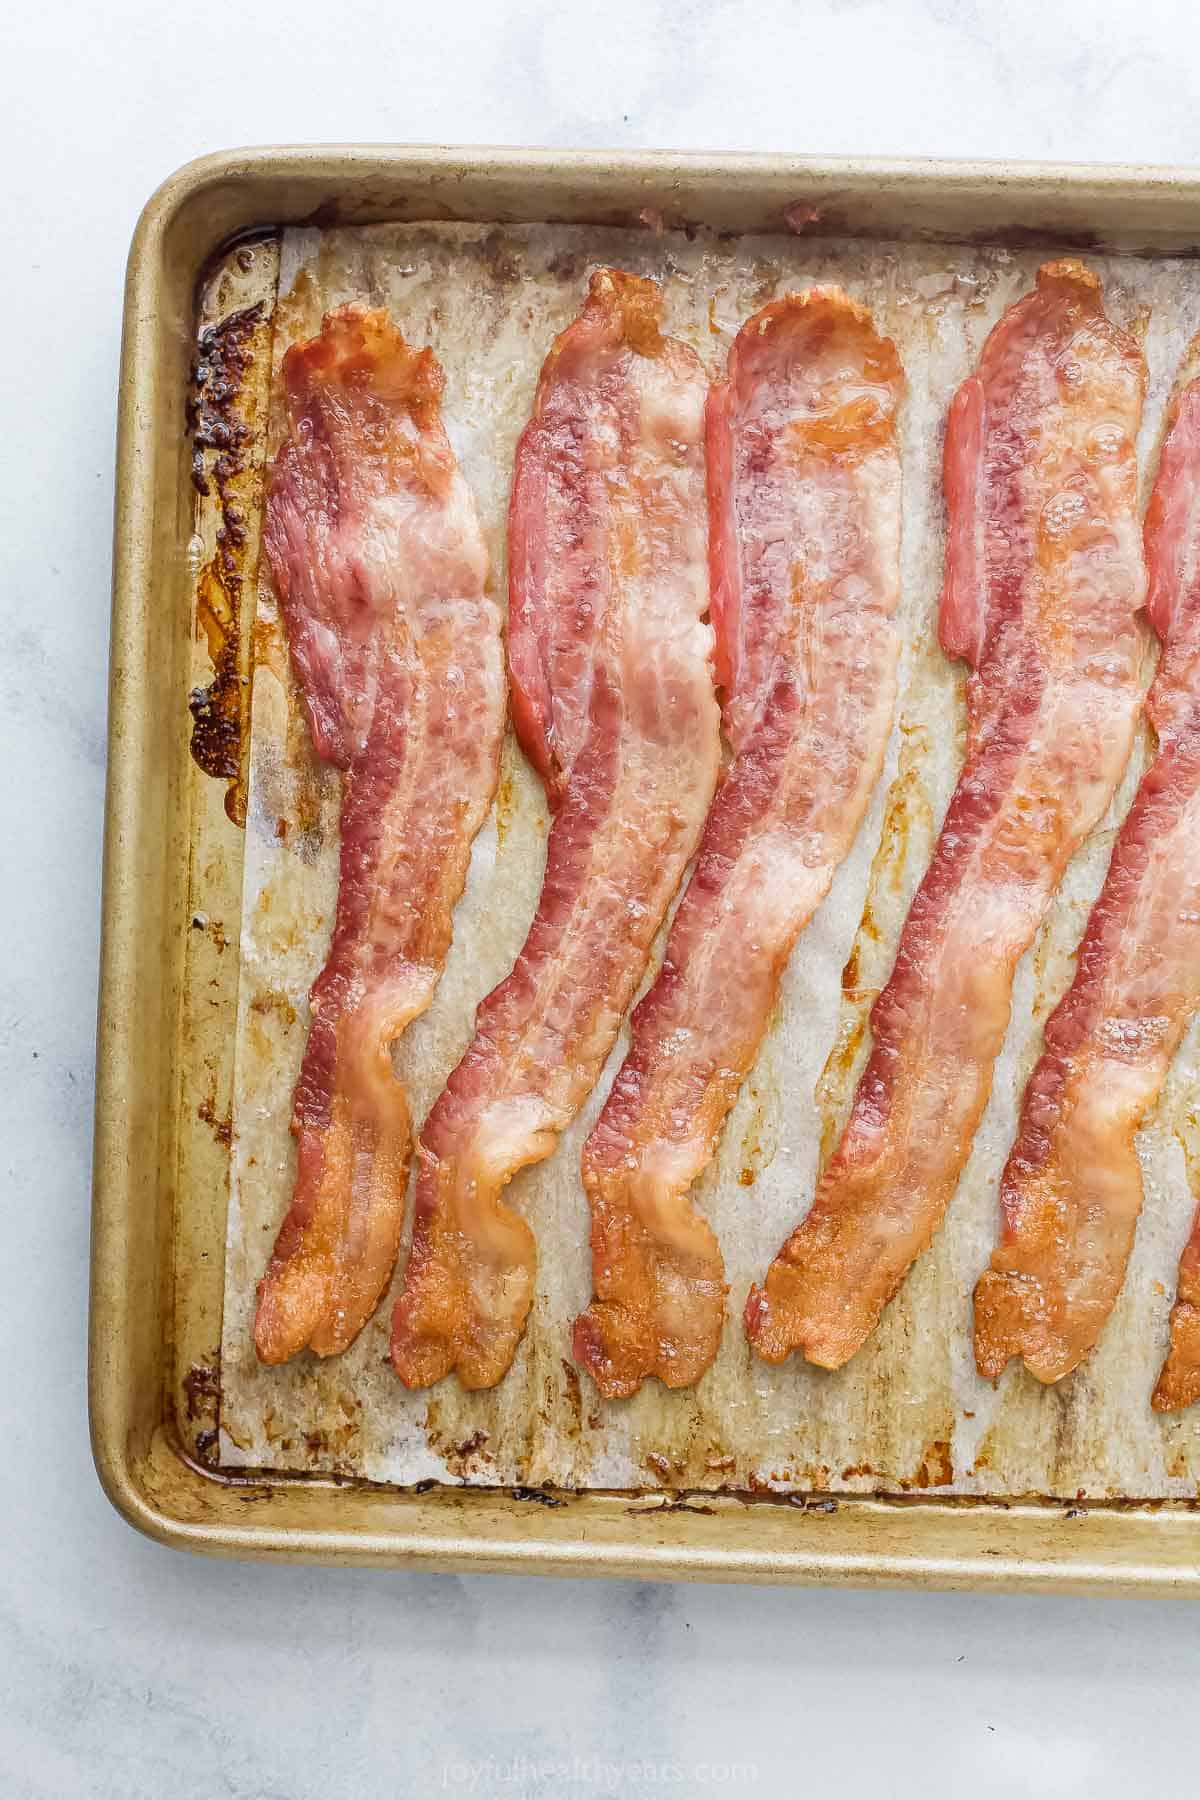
[182,1353,222,1466]
[186,299,275,826]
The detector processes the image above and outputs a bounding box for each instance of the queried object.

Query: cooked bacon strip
[572,291,905,1398]
[253,307,503,1363]
[1151,379,1200,1416]
[1156,1206,1200,1410]
[746,261,1148,1371]
[975,372,1200,1387]
[1151,382,1200,1417]
[390,270,720,1391]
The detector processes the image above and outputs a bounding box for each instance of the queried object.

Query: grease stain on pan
[492,732,526,852]
[815,719,937,1162]
[187,298,276,825]
[736,1056,780,1187]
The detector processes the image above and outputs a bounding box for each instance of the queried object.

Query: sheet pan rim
[93,142,1200,1586]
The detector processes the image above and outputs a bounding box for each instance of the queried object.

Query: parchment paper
[219,221,1200,1498]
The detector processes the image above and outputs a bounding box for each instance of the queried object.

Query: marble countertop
[4,1,1200,1794]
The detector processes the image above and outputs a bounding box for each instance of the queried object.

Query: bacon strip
[572,291,905,1398]
[746,261,1148,1372]
[1150,377,1200,1416]
[1156,1207,1200,1410]
[253,307,504,1363]
[975,371,1200,1388]
[390,270,720,1391]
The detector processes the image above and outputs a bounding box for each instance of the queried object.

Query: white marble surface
[3,1,1200,1794]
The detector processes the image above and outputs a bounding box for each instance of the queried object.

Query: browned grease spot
[263,1408,288,1445]
[815,725,935,1161]
[299,1398,363,1468]
[1167,1446,1193,1481]
[911,1438,954,1489]
[183,1357,220,1422]
[424,1399,496,1479]
[198,1097,233,1148]
[189,571,247,814]
[737,1066,778,1185]
[187,302,271,826]
[494,768,515,850]
[250,989,298,1030]
[561,1359,583,1435]
[191,912,229,953]
[815,1013,871,1164]
[283,781,325,855]
[183,1354,223,1468]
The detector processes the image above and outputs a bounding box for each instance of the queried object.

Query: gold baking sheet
[93,149,1200,1586]
[217,217,1200,1501]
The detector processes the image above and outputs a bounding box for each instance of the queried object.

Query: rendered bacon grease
[573,290,905,1398]
[254,308,504,1363]
[747,261,1148,1372]
[973,353,1200,1402]
[390,270,721,1391]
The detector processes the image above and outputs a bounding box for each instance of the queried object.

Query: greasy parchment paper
[219,221,1200,1499]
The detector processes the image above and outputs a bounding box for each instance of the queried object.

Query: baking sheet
[219,220,1200,1499]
